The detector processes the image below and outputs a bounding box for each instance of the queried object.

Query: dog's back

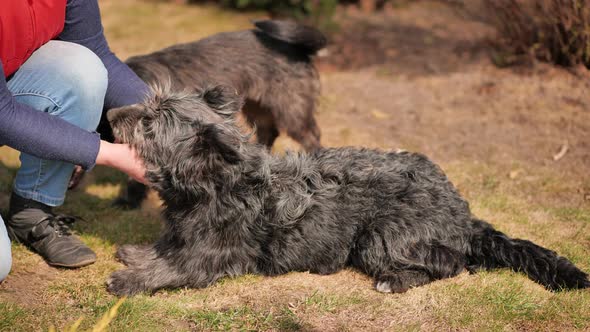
[125,20,324,96]
[126,20,324,150]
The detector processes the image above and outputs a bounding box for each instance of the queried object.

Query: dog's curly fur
[100,20,325,209]
[106,86,590,296]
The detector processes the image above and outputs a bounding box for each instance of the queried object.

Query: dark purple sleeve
[58,0,149,110]
[0,64,101,170]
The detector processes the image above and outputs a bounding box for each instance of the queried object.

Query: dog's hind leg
[262,87,322,152]
[281,99,321,152]
[242,100,280,149]
[377,242,465,293]
[351,234,466,293]
[374,269,433,293]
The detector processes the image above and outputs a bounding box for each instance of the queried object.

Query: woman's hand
[95,140,147,184]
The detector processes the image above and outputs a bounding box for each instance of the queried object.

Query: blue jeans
[0,215,10,281]
[6,41,108,206]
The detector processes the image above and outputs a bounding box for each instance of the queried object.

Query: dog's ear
[202,85,244,118]
[193,122,242,164]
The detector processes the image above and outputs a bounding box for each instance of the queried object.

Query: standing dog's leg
[284,105,321,152]
[288,119,321,152]
[113,178,148,210]
[257,125,280,149]
[97,112,148,210]
[262,88,322,152]
[242,101,280,149]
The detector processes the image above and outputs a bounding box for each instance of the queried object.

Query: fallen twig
[553,141,569,161]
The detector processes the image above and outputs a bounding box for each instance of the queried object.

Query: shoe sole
[48,258,97,268]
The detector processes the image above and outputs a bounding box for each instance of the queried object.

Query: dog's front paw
[106,269,146,296]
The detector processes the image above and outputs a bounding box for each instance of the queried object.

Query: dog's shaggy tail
[467,218,590,291]
[254,20,327,54]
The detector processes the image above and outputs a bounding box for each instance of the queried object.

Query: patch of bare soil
[308,1,590,208]
[0,260,57,308]
[317,1,493,75]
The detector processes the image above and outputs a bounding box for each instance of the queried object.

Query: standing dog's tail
[467,218,590,291]
[253,20,327,55]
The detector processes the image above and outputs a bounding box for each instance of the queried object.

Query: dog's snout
[106,108,122,124]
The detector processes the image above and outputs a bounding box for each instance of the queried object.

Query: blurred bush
[483,0,590,68]
[183,1,395,27]
[219,0,391,13]
[220,0,339,26]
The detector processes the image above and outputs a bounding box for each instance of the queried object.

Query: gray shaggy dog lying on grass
[105,86,590,296]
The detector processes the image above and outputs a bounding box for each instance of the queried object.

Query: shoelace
[39,215,84,237]
[49,215,78,236]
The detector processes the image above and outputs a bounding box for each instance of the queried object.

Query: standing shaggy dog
[98,20,325,209]
[105,86,590,296]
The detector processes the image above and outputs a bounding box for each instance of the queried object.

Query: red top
[0,0,67,77]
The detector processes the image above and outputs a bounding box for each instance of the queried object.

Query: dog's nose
[106,108,121,124]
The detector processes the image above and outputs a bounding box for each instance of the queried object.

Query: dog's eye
[403,171,417,181]
[140,117,157,138]
[141,116,153,128]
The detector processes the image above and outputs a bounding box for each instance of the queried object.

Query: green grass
[433,272,590,331]
[184,306,304,331]
[0,302,29,332]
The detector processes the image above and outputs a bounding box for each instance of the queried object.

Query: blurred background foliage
[164,0,590,70]
[182,0,410,28]
[481,0,590,69]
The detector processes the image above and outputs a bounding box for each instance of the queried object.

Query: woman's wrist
[96,140,114,167]
[95,140,147,185]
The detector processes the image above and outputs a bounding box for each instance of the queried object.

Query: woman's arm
[0,63,101,170]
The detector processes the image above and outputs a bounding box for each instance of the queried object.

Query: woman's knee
[28,41,108,131]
